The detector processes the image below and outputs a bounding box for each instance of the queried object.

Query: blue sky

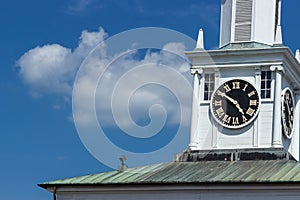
[1,0,300,200]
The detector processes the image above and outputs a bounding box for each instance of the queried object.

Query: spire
[196,29,204,50]
[296,49,300,63]
[274,25,283,45]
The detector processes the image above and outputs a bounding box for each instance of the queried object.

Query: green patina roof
[219,42,277,50]
[39,160,300,188]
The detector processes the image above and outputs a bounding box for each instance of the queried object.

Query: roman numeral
[217,90,224,96]
[242,115,248,123]
[242,84,248,91]
[214,100,222,107]
[285,93,290,101]
[232,81,240,89]
[285,127,290,134]
[246,108,255,116]
[216,107,225,118]
[248,90,256,97]
[249,100,257,106]
[223,115,231,123]
[224,84,231,93]
[232,117,239,125]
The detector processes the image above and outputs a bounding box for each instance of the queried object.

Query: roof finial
[118,155,128,172]
[274,24,283,45]
[196,28,204,50]
[296,49,300,63]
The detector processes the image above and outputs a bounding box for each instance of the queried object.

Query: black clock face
[211,79,260,129]
[281,88,294,139]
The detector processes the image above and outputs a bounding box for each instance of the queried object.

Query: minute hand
[220,92,244,115]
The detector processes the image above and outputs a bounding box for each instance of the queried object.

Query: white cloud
[18,44,72,95]
[17,27,107,96]
[73,41,192,129]
[18,27,193,130]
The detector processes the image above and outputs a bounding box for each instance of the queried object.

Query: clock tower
[185,0,300,161]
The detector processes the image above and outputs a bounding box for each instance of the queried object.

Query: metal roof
[39,160,300,188]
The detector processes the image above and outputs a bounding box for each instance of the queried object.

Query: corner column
[270,65,284,147]
[189,68,203,150]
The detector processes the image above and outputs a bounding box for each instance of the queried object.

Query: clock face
[281,88,294,139]
[210,79,260,129]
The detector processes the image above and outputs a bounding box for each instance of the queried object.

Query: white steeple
[274,24,283,45]
[296,49,300,63]
[219,0,282,48]
[196,29,204,49]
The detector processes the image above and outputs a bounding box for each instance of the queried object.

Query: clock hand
[289,120,293,130]
[218,92,244,115]
[285,101,291,116]
[235,103,245,115]
[285,103,293,128]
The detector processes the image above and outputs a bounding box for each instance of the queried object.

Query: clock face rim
[210,79,261,129]
[281,88,294,139]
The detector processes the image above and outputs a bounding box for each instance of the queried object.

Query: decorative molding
[255,66,261,76]
[270,64,284,72]
[214,67,220,74]
[191,68,203,75]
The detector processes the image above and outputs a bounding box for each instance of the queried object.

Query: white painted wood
[296,49,300,63]
[56,186,300,200]
[58,192,300,200]
[234,0,253,42]
[220,0,233,47]
[220,0,279,47]
[270,65,283,147]
[252,0,277,45]
[196,29,204,49]
[185,47,300,153]
[258,103,273,147]
[212,70,221,148]
[189,70,201,149]
[254,67,261,146]
[274,25,283,45]
[197,104,213,149]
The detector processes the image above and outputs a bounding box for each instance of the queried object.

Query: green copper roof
[219,42,277,50]
[39,160,300,188]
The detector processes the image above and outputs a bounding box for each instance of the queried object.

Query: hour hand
[234,103,244,115]
[228,97,244,115]
[285,101,291,115]
[217,92,244,115]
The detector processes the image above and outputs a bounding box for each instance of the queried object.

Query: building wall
[57,188,300,200]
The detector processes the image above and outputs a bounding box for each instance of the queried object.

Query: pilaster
[270,64,284,147]
[189,68,203,149]
[253,67,261,147]
[212,68,220,148]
